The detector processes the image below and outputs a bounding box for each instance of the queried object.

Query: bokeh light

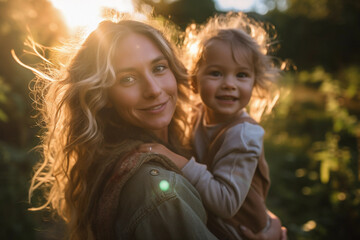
[159,180,170,192]
[302,220,317,232]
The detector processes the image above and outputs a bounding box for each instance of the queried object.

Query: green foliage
[262,0,360,71]
[0,142,37,239]
[0,0,359,239]
[264,66,360,239]
[0,0,67,238]
[0,76,10,122]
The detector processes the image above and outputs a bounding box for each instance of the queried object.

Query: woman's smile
[138,98,169,113]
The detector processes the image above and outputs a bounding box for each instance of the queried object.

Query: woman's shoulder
[115,161,207,238]
[119,161,199,207]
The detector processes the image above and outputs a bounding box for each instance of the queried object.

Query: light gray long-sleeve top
[181,111,264,238]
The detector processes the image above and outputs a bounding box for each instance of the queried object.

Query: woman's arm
[240,211,287,240]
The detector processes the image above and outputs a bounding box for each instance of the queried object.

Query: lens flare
[159,180,170,192]
[49,0,134,32]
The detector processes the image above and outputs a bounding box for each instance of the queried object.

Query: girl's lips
[215,95,239,105]
[215,95,239,101]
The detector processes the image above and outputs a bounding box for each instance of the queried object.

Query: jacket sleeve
[115,163,218,240]
[182,122,264,218]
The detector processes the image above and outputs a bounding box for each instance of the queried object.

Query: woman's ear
[105,100,113,108]
[190,76,198,93]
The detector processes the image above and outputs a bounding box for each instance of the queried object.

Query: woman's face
[107,33,178,140]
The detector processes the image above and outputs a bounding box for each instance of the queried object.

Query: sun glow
[50,0,134,32]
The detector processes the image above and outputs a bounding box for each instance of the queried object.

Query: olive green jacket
[115,161,218,239]
[94,145,218,240]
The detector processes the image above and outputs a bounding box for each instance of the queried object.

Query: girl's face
[107,33,178,141]
[196,39,255,124]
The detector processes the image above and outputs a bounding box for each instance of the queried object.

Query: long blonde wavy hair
[21,15,191,240]
[184,12,282,121]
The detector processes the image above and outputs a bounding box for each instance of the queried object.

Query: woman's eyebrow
[151,55,167,64]
[115,67,134,75]
[116,56,167,74]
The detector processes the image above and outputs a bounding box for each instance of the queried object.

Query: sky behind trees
[49,0,277,30]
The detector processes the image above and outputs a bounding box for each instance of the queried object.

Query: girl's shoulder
[221,120,264,153]
[228,119,264,139]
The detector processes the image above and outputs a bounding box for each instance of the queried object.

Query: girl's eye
[153,65,167,73]
[237,72,249,78]
[118,75,136,85]
[209,71,222,77]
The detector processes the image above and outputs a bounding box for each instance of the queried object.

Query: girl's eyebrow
[204,64,221,68]
[205,64,252,71]
[115,55,167,74]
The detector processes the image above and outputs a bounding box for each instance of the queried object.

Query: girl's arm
[183,122,263,218]
[137,143,189,169]
[140,122,263,219]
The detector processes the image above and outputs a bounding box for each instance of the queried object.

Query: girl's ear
[190,76,198,93]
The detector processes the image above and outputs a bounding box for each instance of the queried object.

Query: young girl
[141,12,286,240]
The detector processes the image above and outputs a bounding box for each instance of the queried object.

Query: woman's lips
[139,100,168,113]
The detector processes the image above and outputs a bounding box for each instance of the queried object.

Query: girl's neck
[204,109,245,125]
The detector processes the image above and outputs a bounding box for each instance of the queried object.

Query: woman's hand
[240,211,287,240]
[138,143,189,169]
[240,226,287,240]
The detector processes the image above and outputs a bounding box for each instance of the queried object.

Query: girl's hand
[138,143,189,169]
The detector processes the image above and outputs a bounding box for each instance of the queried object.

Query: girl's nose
[142,73,161,98]
[221,75,236,90]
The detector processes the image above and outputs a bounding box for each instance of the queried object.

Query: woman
[25,17,217,240]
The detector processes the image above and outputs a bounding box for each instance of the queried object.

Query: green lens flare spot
[159,180,170,192]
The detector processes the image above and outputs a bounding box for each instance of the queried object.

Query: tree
[0,0,67,239]
[132,0,217,27]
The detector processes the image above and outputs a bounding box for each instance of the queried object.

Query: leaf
[0,109,8,122]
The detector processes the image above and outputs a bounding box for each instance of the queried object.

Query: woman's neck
[150,128,168,143]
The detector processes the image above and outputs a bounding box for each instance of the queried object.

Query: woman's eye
[118,76,136,85]
[153,65,167,73]
[237,72,249,78]
[209,71,221,77]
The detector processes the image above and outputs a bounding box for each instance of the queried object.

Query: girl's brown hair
[184,12,282,121]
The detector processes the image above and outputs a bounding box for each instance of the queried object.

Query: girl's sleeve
[182,122,264,218]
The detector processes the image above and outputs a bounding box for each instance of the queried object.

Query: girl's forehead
[203,39,253,65]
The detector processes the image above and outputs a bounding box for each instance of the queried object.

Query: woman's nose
[221,75,236,90]
[142,73,161,98]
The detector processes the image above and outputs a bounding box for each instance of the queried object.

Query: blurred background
[0,0,359,239]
